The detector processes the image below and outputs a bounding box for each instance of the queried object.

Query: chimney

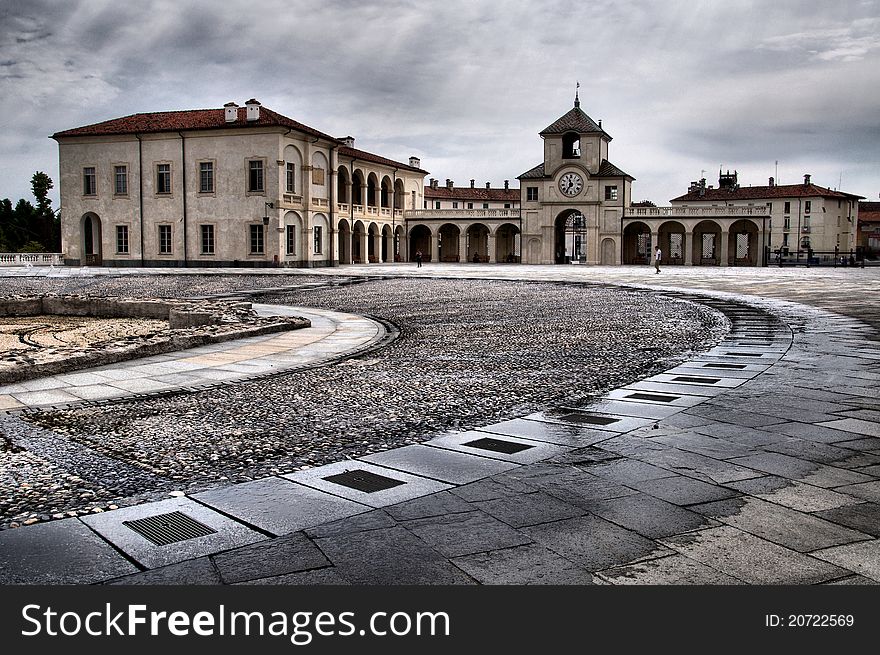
[470,179,475,188]
[769,176,775,187]
[340,136,355,148]
[245,98,261,122]
[430,178,438,189]
[504,180,509,190]
[224,102,238,123]
[804,173,811,185]
[598,119,602,129]
[446,179,453,190]
[408,156,420,168]
[485,182,491,189]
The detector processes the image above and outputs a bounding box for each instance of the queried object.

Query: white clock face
[559,172,583,197]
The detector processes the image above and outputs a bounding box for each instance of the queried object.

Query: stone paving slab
[451,543,594,585]
[426,430,572,464]
[0,518,138,584]
[472,491,586,528]
[475,418,617,447]
[103,557,221,585]
[524,409,656,433]
[605,387,710,407]
[211,532,330,584]
[192,476,370,536]
[402,510,534,558]
[812,540,880,582]
[81,496,266,569]
[596,553,745,585]
[360,444,518,484]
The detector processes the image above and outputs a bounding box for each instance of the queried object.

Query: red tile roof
[52,105,338,142]
[339,146,428,174]
[671,183,864,203]
[424,185,520,202]
[859,202,880,224]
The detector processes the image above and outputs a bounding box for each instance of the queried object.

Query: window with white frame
[286,225,296,255]
[526,187,538,202]
[114,165,128,195]
[116,225,129,254]
[199,162,214,193]
[83,167,96,195]
[156,164,171,194]
[248,160,264,192]
[158,224,172,254]
[313,225,323,254]
[605,185,618,201]
[200,224,215,255]
[286,163,295,193]
[249,224,264,254]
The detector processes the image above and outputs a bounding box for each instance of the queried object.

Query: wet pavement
[0,263,878,585]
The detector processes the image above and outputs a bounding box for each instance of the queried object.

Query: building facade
[857,201,880,256]
[53,100,426,267]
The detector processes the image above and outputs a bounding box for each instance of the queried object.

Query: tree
[0,172,59,252]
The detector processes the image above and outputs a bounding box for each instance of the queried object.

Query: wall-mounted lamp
[263,201,274,226]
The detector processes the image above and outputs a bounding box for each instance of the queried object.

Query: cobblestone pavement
[0,264,878,585]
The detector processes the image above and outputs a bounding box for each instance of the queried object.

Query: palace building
[54,96,863,268]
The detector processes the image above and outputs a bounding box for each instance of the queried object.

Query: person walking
[416,249,423,268]
[654,247,662,274]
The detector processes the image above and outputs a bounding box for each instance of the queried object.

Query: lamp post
[263,201,274,226]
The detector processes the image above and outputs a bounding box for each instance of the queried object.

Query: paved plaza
[0,264,879,585]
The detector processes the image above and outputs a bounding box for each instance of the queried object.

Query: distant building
[858,201,880,255]
[52,100,427,267]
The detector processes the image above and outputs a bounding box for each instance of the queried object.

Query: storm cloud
[1,0,877,207]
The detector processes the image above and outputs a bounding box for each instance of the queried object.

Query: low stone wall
[0,295,310,384]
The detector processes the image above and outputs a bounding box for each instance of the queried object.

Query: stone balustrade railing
[0,253,65,266]
[625,206,771,218]
[405,209,522,220]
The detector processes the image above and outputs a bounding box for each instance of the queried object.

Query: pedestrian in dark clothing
[416,249,422,267]
[654,247,662,273]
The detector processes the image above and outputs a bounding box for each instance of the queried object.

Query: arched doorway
[81,213,102,265]
[352,170,365,206]
[554,210,586,264]
[438,224,461,262]
[409,225,432,262]
[381,225,392,262]
[693,220,722,265]
[466,223,489,262]
[353,220,366,263]
[336,167,350,206]
[367,223,379,262]
[495,223,521,263]
[337,219,351,264]
[601,238,616,265]
[658,221,686,266]
[729,219,759,266]
[394,225,405,262]
[622,222,651,264]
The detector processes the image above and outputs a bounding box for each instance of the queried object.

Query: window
[605,186,618,201]
[483,203,489,209]
[452,201,458,209]
[783,201,791,214]
[782,233,789,247]
[156,164,171,194]
[467,202,473,209]
[504,203,511,209]
[158,225,172,254]
[313,225,323,254]
[784,218,791,231]
[248,160,264,192]
[114,166,128,195]
[116,225,129,254]
[200,224,215,255]
[199,162,214,193]
[423,200,427,209]
[526,187,538,202]
[286,225,296,255]
[286,163,295,193]
[249,224,264,254]
[435,201,441,209]
[83,167,96,195]
[804,201,811,214]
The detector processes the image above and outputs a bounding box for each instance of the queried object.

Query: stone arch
[337,218,352,264]
[284,145,303,195]
[394,225,405,261]
[494,222,521,263]
[438,223,461,262]
[601,237,617,265]
[353,220,366,263]
[380,175,393,208]
[381,224,393,262]
[312,213,329,261]
[693,220,723,265]
[352,169,365,206]
[81,212,103,265]
[311,152,329,197]
[562,132,581,159]
[658,220,686,265]
[729,219,760,266]
[336,166,351,205]
[554,209,586,264]
[623,221,651,264]
[393,178,405,210]
[466,223,490,262]
[527,237,542,264]
[409,224,432,262]
[367,172,379,208]
[368,222,380,262]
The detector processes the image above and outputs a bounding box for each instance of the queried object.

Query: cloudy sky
[1,0,878,209]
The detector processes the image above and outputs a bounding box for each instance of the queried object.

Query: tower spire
[574,81,580,108]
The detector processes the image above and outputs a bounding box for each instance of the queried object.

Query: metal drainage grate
[323,469,405,493]
[123,511,217,546]
[672,376,721,384]
[559,412,620,426]
[724,352,764,357]
[625,392,679,403]
[463,437,535,454]
[703,363,747,370]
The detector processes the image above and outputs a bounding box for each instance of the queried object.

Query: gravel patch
[1,276,728,529]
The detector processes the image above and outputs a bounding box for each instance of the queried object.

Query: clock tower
[517,91,634,265]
